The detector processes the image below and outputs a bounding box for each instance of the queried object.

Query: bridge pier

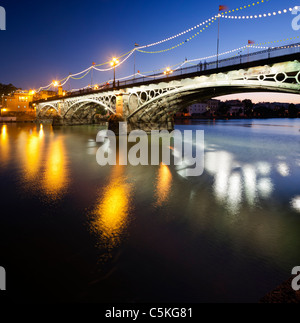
[126,118,174,133]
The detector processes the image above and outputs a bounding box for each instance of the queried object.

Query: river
[0,119,300,303]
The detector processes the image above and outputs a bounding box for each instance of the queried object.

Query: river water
[0,119,300,303]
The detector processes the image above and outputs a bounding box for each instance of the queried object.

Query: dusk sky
[1,0,300,103]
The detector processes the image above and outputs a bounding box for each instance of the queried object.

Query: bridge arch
[63,99,115,118]
[37,104,59,117]
[127,79,300,122]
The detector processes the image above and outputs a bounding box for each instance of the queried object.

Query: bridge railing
[35,43,300,103]
[104,42,300,88]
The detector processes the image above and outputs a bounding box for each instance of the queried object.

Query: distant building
[207,99,220,112]
[189,103,208,115]
[229,106,244,116]
[1,90,56,116]
[2,90,34,113]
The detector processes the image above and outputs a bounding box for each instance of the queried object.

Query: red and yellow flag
[248,40,255,45]
[219,5,228,11]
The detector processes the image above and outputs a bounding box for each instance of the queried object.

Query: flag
[248,40,255,45]
[219,5,228,11]
[135,43,139,47]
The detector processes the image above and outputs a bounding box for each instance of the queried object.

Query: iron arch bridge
[35,44,300,131]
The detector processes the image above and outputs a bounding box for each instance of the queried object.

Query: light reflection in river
[204,150,275,214]
[155,163,172,207]
[291,196,300,212]
[91,166,133,251]
[42,137,69,199]
[1,120,300,302]
[0,125,9,164]
[23,126,44,181]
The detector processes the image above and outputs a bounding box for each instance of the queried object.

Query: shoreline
[260,276,300,303]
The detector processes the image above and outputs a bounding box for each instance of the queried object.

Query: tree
[242,99,253,116]
[0,83,19,96]
[288,103,298,117]
[218,102,230,116]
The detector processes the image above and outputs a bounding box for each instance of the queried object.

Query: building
[207,99,220,113]
[2,90,34,113]
[188,103,208,115]
[1,90,56,116]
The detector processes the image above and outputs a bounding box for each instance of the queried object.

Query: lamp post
[53,81,63,96]
[110,57,119,89]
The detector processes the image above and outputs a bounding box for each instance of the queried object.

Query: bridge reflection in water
[1,122,300,302]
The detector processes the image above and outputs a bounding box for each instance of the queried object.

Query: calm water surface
[0,119,300,303]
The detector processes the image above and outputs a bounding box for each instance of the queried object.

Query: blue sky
[0,0,300,102]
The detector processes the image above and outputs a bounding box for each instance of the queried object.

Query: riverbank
[174,115,300,121]
[260,276,300,303]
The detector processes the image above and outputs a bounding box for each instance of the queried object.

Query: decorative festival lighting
[36,0,277,92]
[221,6,293,20]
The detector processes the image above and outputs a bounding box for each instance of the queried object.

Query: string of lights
[136,19,217,54]
[36,0,277,92]
[221,7,293,20]
[136,0,269,50]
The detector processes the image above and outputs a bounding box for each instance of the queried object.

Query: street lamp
[110,57,119,88]
[164,67,173,76]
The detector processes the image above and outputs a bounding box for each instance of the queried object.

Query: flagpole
[217,13,220,69]
[134,43,138,80]
[134,47,136,78]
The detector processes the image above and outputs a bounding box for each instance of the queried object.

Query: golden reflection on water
[43,137,69,199]
[91,166,132,249]
[24,126,44,181]
[155,163,172,207]
[0,125,9,163]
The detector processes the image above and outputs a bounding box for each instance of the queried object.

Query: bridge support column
[126,117,174,133]
[108,92,131,134]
